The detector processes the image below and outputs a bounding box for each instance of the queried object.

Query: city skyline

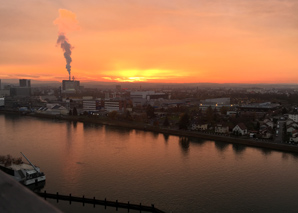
[1,0,298,84]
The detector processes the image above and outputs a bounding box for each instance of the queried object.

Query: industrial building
[62,80,80,93]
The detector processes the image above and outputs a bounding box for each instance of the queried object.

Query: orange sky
[0,0,298,84]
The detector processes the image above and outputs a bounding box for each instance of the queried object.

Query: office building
[19,79,31,87]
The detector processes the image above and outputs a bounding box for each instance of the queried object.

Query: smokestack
[69,72,71,81]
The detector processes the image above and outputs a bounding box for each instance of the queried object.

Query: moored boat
[0,152,46,186]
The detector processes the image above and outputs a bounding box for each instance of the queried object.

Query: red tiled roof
[237,123,247,130]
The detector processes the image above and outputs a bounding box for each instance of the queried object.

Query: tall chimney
[69,71,71,81]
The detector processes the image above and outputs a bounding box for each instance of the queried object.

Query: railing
[36,191,165,213]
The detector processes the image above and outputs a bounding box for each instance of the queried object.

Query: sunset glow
[1,0,298,83]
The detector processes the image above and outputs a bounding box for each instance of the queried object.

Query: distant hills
[1,79,297,89]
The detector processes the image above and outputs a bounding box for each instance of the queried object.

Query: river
[1,113,298,213]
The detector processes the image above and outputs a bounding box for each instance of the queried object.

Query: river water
[1,114,298,213]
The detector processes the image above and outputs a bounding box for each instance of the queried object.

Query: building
[0,97,4,107]
[10,88,31,97]
[191,123,208,131]
[288,114,298,123]
[36,104,68,115]
[105,100,120,112]
[104,100,127,112]
[62,80,80,93]
[215,124,229,134]
[204,98,230,105]
[19,79,31,87]
[0,89,10,97]
[233,123,248,135]
[237,102,280,112]
[83,100,102,112]
[130,91,168,107]
[8,79,32,97]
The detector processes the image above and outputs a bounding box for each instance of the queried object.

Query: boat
[0,152,46,186]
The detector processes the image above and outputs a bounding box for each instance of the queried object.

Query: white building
[36,104,68,115]
[215,124,229,134]
[233,123,248,135]
[191,123,208,131]
[83,100,96,112]
[105,100,121,112]
[130,91,155,99]
[288,114,298,123]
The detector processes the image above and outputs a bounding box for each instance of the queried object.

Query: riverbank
[2,110,298,154]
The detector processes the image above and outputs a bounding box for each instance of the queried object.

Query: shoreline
[2,110,298,154]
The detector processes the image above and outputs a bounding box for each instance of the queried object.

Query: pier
[36,191,165,213]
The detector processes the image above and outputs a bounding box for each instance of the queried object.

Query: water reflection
[83,122,102,130]
[134,129,149,138]
[163,134,169,142]
[179,136,190,154]
[151,132,159,139]
[66,121,75,146]
[291,153,298,160]
[282,152,298,161]
[4,113,22,120]
[4,114,298,213]
[73,121,77,129]
[232,144,246,154]
[214,141,229,152]
[260,148,272,156]
[188,138,207,147]
[105,125,132,136]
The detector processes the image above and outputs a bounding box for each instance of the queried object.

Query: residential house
[288,114,298,122]
[259,127,273,139]
[191,123,208,131]
[290,130,298,144]
[233,123,248,135]
[264,120,274,128]
[286,119,294,126]
[198,123,208,131]
[215,124,229,134]
[287,125,296,134]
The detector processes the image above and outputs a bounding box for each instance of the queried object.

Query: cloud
[53,9,80,34]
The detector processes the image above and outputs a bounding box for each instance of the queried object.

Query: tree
[256,121,260,131]
[108,111,118,119]
[146,105,155,118]
[282,107,288,114]
[213,108,218,122]
[73,107,78,116]
[205,106,214,123]
[125,110,133,121]
[163,116,170,127]
[179,113,190,129]
[153,120,159,127]
[220,106,228,115]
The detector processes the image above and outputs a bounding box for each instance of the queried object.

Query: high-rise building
[19,79,31,87]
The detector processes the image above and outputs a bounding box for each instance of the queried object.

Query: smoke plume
[54,9,79,79]
[56,34,72,75]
